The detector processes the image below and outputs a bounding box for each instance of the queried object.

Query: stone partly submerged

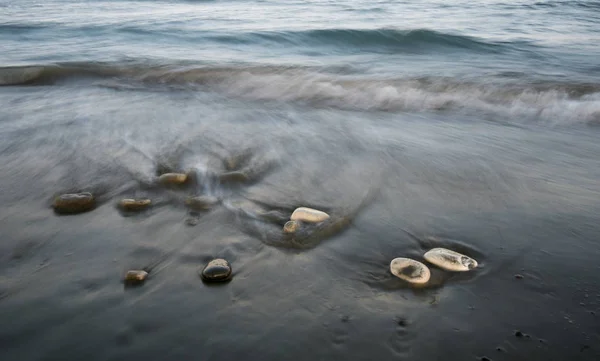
[123,270,148,286]
[53,192,95,214]
[390,258,431,285]
[423,248,478,272]
[185,195,219,211]
[283,220,299,234]
[200,259,232,283]
[290,207,330,223]
[118,198,151,212]
[227,185,380,250]
[158,172,188,186]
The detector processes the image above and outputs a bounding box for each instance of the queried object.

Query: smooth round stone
[200,259,232,282]
[283,220,299,233]
[119,198,151,211]
[390,258,431,285]
[185,195,219,210]
[158,173,188,185]
[53,192,95,214]
[290,207,330,223]
[424,248,478,272]
[123,270,148,285]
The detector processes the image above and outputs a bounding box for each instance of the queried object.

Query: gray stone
[53,192,95,214]
[185,195,219,210]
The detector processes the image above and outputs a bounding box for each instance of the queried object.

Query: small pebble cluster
[51,174,479,288]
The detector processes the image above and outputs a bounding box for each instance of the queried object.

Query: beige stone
[158,173,187,185]
[424,248,478,272]
[119,198,151,211]
[290,207,330,223]
[390,258,431,285]
[124,270,148,285]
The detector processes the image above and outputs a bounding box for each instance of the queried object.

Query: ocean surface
[1,0,600,360]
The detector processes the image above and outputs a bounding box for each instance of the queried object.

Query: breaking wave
[1,63,599,124]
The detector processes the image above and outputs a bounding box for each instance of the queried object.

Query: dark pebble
[515,330,524,338]
[200,259,232,282]
[480,357,491,361]
[496,347,505,352]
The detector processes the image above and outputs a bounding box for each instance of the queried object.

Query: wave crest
[1,63,599,124]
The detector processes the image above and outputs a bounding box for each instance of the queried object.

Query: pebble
[290,207,330,223]
[119,198,151,211]
[158,172,188,185]
[123,270,148,285]
[514,274,524,279]
[423,248,478,272]
[185,195,219,210]
[53,192,95,214]
[390,258,431,285]
[283,220,299,233]
[200,259,232,282]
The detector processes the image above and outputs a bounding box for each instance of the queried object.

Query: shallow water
[1,0,600,360]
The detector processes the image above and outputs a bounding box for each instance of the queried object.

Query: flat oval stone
[53,192,95,214]
[158,173,188,185]
[119,198,151,211]
[185,195,219,210]
[290,207,330,223]
[424,248,478,272]
[200,259,232,282]
[123,270,148,285]
[283,220,299,233]
[390,258,431,285]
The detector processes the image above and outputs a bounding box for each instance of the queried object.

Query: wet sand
[1,87,600,361]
